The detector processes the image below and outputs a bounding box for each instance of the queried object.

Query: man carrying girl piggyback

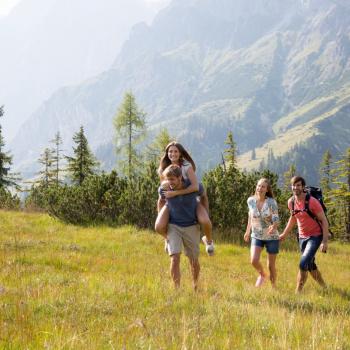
[155,142,214,290]
[155,141,214,256]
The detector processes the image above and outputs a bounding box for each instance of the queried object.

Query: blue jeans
[298,235,322,271]
[251,238,279,254]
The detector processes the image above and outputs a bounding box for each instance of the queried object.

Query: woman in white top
[244,178,280,288]
[155,141,214,255]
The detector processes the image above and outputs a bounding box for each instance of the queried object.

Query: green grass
[1,210,349,349]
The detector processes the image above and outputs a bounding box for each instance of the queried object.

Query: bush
[25,165,159,229]
[0,187,20,210]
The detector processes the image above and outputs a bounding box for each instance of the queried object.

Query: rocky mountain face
[10,0,350,182]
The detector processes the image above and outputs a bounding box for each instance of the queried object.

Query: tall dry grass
[0,210,349,349]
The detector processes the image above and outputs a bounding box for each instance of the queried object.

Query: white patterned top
[247,196,280,240]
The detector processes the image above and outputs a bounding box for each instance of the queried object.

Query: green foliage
[0,187,20,209]
[113,91,146,177]
[65,126,99,185]
[23,129,348,244]
[328,148,350,240]
[320,150,333,194]
[223,131,238,168]
[26,165,159,229]
[117,162,159,228]
[283,164,296,190]
[0,106,19,189]
[36,147,56,187]
[24,184,49,211]
[50,131,64,186]
[204,161,288,242]
[145,128,173,163]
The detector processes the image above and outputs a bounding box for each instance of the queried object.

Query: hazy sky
[0,0,171,140]
[0,0,169,16]
[0,0,20,15]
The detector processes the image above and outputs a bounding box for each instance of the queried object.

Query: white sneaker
[202,236,214,256]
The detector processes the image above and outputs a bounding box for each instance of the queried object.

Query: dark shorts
[298,234,322,271]
[251,238,279,254]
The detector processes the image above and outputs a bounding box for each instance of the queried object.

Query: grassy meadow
[0,210,349,349]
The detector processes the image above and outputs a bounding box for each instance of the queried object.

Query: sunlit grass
[0,210,349,349]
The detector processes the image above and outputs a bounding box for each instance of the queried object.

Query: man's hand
[320,240,328,253]
[244,232,250,243]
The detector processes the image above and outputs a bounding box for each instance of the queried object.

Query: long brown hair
[158,141,196,178]
[255,178,274,198]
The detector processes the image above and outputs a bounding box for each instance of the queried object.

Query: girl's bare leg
[197,202,212,242]
[267,254,277,288]
[251,245,266,287]
[155,205,169,238]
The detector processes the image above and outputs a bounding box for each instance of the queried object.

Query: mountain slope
[10,0,350,181]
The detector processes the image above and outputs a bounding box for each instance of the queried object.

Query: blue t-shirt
[158,179,204,227]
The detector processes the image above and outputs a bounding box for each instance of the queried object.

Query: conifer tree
[223,131,238,171]
[330,148,350,240]
[37,147,55,188]
[146,128,172,163]
[113,91,146,177]
[283,164,296,191]
[65,126,98,185]
[319,150,333,195]
[50,131,63,186]
[0,106,18,189]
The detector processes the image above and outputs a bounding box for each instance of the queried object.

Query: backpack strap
[292,193,323,232]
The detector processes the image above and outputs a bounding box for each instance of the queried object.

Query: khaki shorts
[167,224,200,259]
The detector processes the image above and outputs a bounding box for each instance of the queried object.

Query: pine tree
[50,132,64,186]
[0,106,18,189]
[65,126,98,185]
[113,91,146,177]
[330,148,350,240]
[319,150,332,192]
[223,131,238,171]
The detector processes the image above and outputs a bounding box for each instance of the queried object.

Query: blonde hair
[162,164,182,178]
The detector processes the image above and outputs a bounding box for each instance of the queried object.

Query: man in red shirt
[280,176,329,293]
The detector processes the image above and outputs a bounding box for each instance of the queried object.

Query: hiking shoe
[255,275,265,287]
[202,236,214,256]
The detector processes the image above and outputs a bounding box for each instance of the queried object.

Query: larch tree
[145,128,172,163]
[113,91,146,178]
[37,147,55,188]
[50,131,64,186]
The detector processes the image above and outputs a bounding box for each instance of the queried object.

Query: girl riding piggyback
[155,141,214,255]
